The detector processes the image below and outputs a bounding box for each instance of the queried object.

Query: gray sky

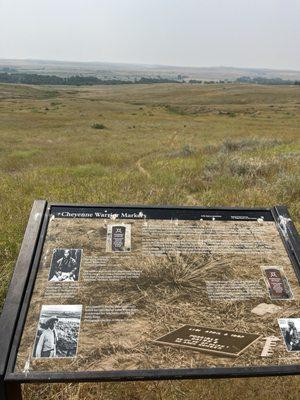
[0,0,300,70]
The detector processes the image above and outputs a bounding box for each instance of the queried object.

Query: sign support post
[4,382,22,400]
[0,200,47,400]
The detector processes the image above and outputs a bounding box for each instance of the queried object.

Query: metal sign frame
[1,201,300,399]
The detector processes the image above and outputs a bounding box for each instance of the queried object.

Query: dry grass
[23,376,300,400]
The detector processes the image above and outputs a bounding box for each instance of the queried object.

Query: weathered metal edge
[0,200,47,398]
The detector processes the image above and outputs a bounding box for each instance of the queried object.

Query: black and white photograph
[33,304,82,359]
[106,224,131,252]
[278,318,300,352]
[48,248,82,282]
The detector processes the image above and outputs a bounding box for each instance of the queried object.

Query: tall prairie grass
[0,82,299,399]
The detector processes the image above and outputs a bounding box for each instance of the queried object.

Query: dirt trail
[135,131,179,178]
[136,159,151,178]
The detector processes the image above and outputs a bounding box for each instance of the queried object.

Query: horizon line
[0,57,300,73]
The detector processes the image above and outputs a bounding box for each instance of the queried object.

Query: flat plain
[0,82,300,399]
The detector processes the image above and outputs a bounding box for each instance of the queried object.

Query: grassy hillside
[0,82,299,399]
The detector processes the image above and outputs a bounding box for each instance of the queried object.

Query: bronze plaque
[112,226,126,251]
[262,266,293,300]
[106,223,131,252]
[155,325,261,357]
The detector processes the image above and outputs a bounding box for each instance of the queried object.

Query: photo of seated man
[48,248,82,282]
[278,318,300,352]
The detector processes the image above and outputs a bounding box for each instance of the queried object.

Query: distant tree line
[134,76,179,84]
[189,77,300,85]
[0,72,179,86]
[236,76,300,85]
[0,72,299,86]
[189,79,226,84]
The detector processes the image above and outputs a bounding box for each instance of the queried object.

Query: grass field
[0,82,300,399]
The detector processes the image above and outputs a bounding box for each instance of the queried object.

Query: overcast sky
[0,0,299,70]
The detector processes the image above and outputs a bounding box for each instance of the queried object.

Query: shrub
[220,138,282,153]
[228,157,278,178]
[276,174,300,202]
[91,123,107,130]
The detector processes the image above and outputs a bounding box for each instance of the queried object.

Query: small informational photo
[278,318,300,352]
[33,304,82,359]
[106,224,131,252]
[261,266,293,300]
[48,249,82,282]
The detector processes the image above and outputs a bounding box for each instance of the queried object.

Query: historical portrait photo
[278,318,300,352]
[48,248,82,282]
[33,305,82,358]
[106,224,131,252]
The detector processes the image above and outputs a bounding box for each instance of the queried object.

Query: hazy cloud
[0,0,299,69]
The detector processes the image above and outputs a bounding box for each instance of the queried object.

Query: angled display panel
[3,203,300,385]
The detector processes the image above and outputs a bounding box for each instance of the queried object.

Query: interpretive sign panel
[1,202,300,395]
